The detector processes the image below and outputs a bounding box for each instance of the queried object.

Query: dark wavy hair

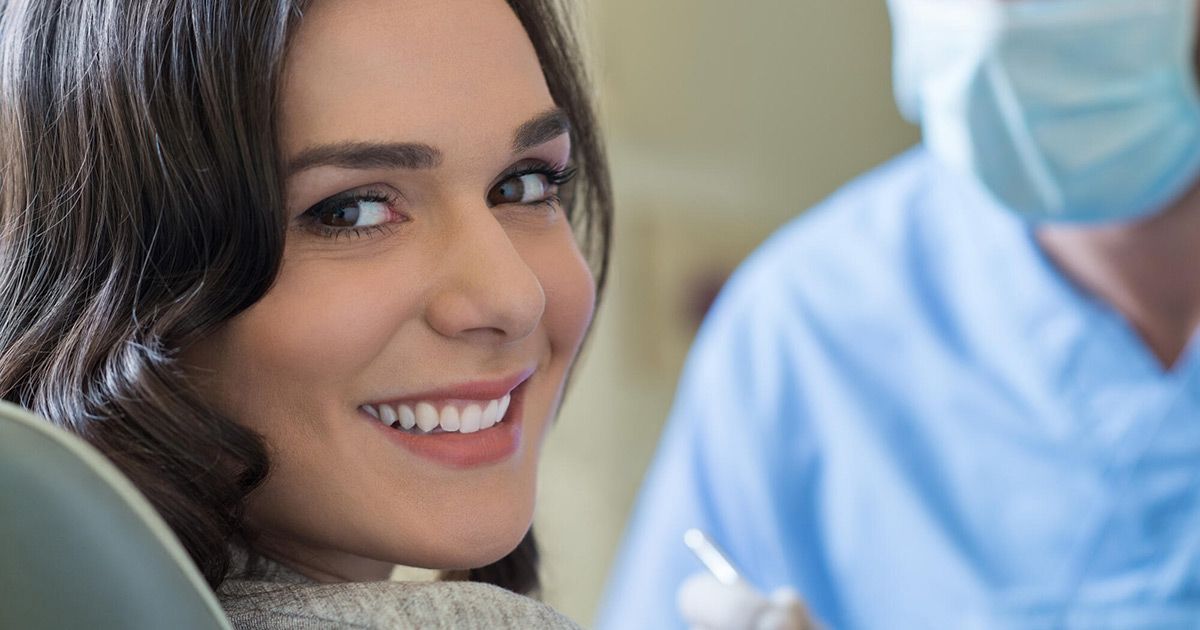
[0,0,610,597]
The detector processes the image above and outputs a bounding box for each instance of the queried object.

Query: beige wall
[535,1,920,625]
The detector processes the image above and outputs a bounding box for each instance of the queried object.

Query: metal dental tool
[684,528,744,586]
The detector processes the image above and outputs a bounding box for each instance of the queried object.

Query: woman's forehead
[278,0,555,162]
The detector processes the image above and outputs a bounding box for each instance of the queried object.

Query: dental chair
[0,399,232,629]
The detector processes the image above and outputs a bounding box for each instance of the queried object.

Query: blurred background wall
[535,1,920,624]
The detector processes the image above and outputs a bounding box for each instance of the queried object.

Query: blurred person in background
[598,0,1200,627]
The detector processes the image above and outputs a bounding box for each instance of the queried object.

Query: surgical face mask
[887,0,1200,223]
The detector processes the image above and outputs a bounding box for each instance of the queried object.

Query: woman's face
[185,0,594,581]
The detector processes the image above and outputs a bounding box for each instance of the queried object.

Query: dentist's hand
[677,573,816,630]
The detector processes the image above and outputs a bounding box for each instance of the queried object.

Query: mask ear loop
[981,58,1063,215]
[1050,363,1200,622]
[976,0,1071,217]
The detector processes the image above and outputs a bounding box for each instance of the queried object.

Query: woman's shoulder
[218,577,581,630]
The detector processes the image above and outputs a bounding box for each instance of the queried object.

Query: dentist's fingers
[678,572,770,630]
[756,587,815,630]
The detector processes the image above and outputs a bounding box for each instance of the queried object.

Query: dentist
[599,0,1200,627]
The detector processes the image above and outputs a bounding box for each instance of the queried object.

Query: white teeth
[399,404,417,430]
[440,406,461,432]
[498,394,511,421]
[460,404,482,434]
[481,400,499,429]
[368,393,515,434]
[415,402,439,432]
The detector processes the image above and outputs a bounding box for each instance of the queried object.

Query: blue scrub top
[596,148,1200,629]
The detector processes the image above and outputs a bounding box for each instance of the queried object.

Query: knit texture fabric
[218,555,581,630]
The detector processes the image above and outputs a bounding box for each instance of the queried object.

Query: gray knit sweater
[217,556,581,630]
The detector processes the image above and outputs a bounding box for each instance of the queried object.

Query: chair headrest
[0,400,231,630]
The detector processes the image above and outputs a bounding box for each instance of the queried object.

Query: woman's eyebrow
[513,108,570,153]
[287,142,442,175]
[286,109,567,176]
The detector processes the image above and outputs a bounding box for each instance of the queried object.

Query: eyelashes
[294,161,578,241]
[499,163,578,190]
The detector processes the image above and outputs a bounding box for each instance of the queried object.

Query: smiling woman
[0,0,609,627]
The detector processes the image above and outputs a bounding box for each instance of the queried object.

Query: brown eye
[305,195,394,229]
[319,203,361,227]
[488,172,551,206]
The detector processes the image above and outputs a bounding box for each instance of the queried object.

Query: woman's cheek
[276,259,412,348]
[539,237,596,358]
[212,259,423,412]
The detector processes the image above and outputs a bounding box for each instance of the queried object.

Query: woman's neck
[253,536,396,583]
[1036,186,1200,370]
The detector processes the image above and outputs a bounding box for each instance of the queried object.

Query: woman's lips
[361,372,531,469]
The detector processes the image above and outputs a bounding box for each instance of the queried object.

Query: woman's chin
[399,525,531,573]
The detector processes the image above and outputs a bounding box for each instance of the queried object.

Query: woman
[0,0,610,627]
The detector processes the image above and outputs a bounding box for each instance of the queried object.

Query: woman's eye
[314,197,391,228]
[488,172,554,206]
[296,190,404,240]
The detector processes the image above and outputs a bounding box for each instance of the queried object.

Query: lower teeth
[389,422,502,435]
[391,422,444,434]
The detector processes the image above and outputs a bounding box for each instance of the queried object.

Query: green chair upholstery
[0,400,232,629]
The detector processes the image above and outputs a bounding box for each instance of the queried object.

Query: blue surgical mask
[887,0,1200,223]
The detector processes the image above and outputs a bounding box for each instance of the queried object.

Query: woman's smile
[359,367,535,469]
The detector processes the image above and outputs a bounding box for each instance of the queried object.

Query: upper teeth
[362,395,511,434]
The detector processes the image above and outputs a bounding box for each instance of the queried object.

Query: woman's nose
[423,211,545,344]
